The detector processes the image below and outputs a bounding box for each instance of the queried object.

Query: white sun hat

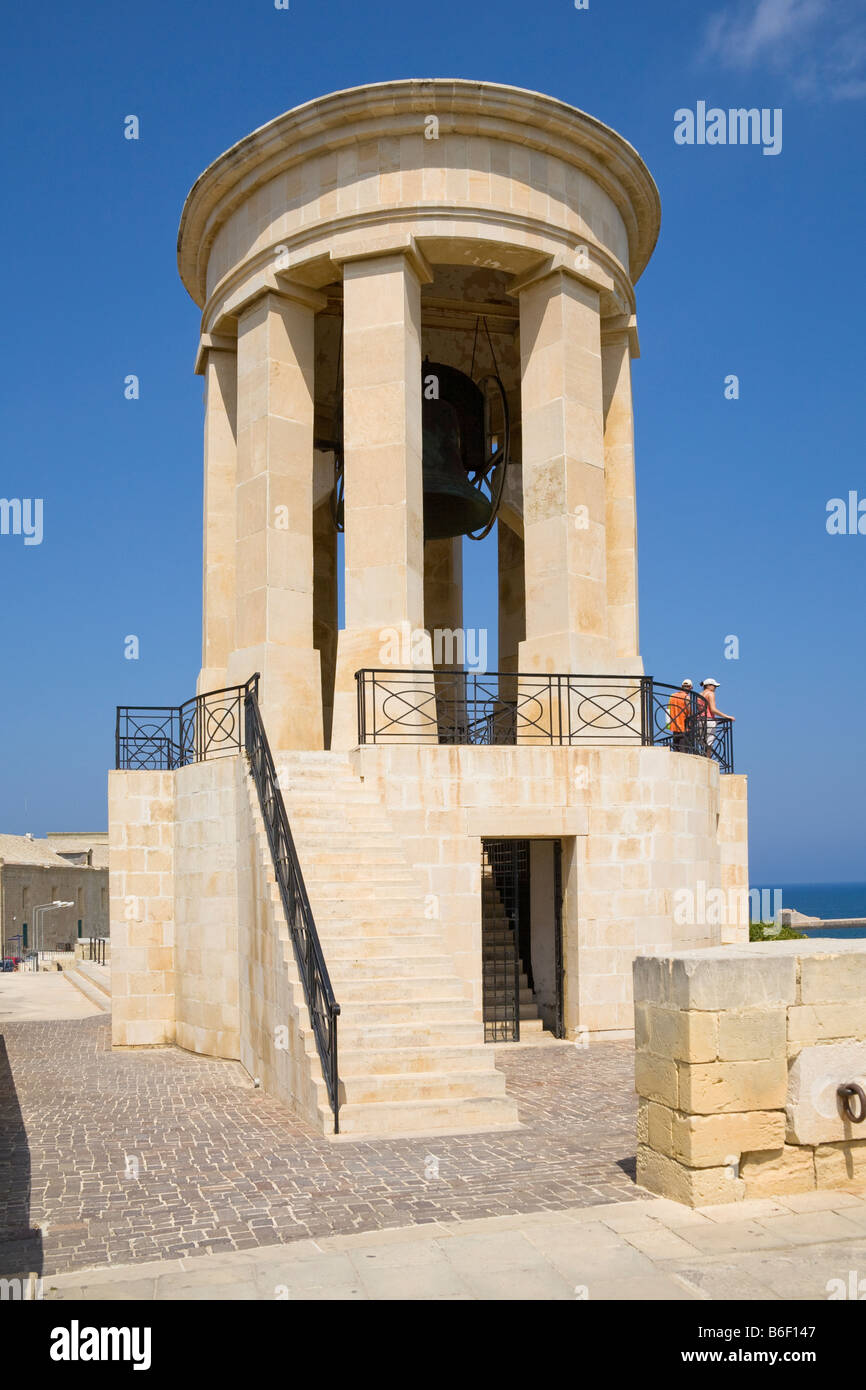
[681,678,693,687]
[701,677,720,687]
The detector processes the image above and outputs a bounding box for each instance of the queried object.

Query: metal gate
[552,840,564,1039]
[481,839,529,1042]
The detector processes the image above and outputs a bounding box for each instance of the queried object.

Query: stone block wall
[109,770,176,1046]
[634,941,866,1205]
[236,760,329,1130]
[110,759,241,1055]
[173,758,241,1058]
[356,743,748,1036]
[110,756,328,1127]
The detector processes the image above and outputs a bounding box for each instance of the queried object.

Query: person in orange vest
[700,677,735,757]
[668,679,694,752]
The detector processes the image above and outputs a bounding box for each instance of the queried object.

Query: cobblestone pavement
[0,1016,643,1277]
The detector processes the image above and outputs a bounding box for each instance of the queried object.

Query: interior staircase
[266,751,520,1137]
[481,860,548,1040]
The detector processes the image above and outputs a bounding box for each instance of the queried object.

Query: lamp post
[32,900,75,960]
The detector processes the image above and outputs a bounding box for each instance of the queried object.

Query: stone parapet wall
[634,941,866,1205]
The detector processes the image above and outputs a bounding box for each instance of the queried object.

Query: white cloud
[702,0,866,99]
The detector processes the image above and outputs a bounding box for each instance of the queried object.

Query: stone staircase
[63,961,111,1013]
[264,751,520,1137]
[481,859,548,1040]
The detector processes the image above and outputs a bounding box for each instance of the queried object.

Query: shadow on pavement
[0,1033,43,1281]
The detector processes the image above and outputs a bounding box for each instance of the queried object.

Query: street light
[32,901,75,960]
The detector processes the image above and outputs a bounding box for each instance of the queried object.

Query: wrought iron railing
[115,677,341,1131]
[87,937,107,966]
[243,676,341,1130]
[356,670,734,773]
[115,685,246,769]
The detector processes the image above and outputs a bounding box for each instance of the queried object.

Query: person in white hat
[699,678,735,758]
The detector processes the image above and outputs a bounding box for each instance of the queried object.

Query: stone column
[225,284,326,749]
[197,340,237,695]
[602,315,641,669]
[512,266,611,676]
[331,248,434,749]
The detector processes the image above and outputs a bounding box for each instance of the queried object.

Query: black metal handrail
[116,685,246,769]
[242,675,341,1129]
[87,937,107,966]
[115,677,341,1131]
[356,670,734,773]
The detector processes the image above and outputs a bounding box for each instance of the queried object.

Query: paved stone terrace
[0,1017,643,1277]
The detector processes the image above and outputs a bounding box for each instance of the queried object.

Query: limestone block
[670,1109,786,1168]
[800,952,866,1004]
[786,1041,866,1145]
[636,1004,718,1063]
[646,1100,673,1154]
[633,949,797,1013]
[717,1009,786,1061]
[634,1051,678,1107]
[740,1145,816,1197]
[813,1138,866,1188]
[636,1144,744,1206]
[637,1097,649,1145]
[678,1059,788,1115]
[787,1003,866,1048]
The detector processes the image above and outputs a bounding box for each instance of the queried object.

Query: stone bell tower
[109,82,748,1140]
[179,79,654,750]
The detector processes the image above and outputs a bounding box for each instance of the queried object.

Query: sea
[752,882,866,938]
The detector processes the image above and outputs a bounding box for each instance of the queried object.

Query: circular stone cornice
[178,79,661,309]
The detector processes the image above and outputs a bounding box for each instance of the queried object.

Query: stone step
[326,935,446,959]
[337,1043,495,1076]
[336,1094,518,1136]
[74,961,112,996]
[302,862,417,882]
[338,1019,484,1049]
[283,793,383,810]
[339,1068,508,1106]
[305,883,422,901]
[63,966,111,1012]
[292,833,400,850]
[288,813,393,829]
[334,976,473,1004]
[338,998,477,1025]
[484,986,535,1004]
[483,971,530,989]
[315,918,436,938]
[329,956,462,981]
[307,908,429,931]
[483,1002,541,1021]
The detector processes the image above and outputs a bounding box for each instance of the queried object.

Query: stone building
[46,831,110,869]
[0,834,108,956]
[109,81,749,1138]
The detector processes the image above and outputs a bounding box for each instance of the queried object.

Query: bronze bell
[332,360,494,540]
[422,394,492,541]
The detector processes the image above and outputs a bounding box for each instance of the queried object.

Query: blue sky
[1,0,864,884]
